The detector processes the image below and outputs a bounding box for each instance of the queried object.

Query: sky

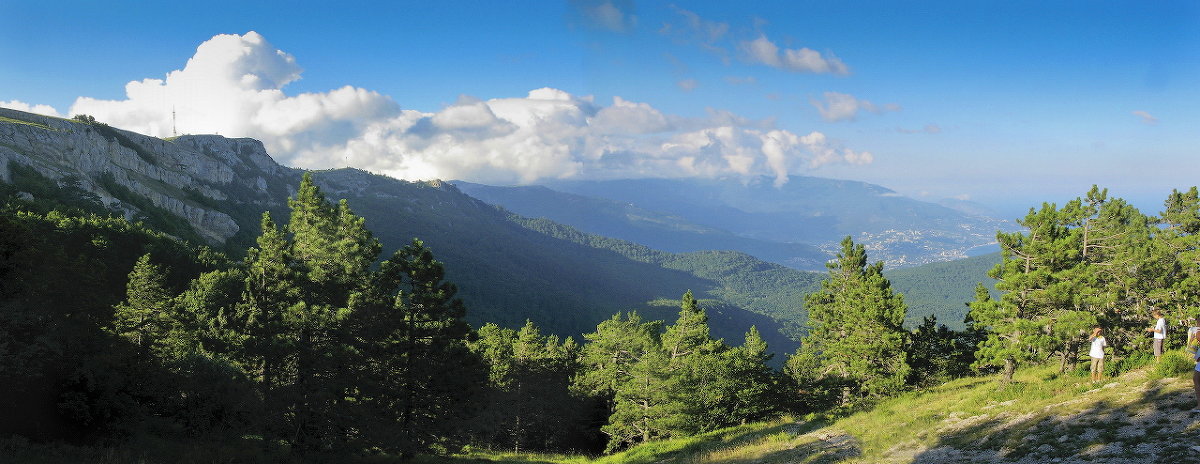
[1,0,1197,218]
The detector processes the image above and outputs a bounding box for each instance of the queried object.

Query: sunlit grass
[0,115,52,130]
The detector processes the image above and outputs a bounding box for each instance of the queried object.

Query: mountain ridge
[463,176,1012,269]
[0,107,806,355]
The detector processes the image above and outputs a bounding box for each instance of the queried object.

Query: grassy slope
[448,352,1200,464]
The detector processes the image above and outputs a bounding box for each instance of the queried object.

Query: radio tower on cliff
[172,106,177,137]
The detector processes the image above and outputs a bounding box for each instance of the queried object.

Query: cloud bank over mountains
[17,32,874,186]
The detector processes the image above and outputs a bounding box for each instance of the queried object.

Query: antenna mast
[172,106,177,137]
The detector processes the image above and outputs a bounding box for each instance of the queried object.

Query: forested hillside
[888,252,1001,329]
[4,107,1198,463]
[0,108,805,352]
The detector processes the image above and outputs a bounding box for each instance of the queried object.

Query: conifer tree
[469,321,586,452]
[720,326,778,424]
[238,212,301,447]
[787,236,909,405]
[354,238,481,458]
[1158,187,1200,324]
[112,254,174,356]
[659,291,727,429]
[575,311,673,451]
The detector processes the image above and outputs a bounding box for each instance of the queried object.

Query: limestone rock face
[0,108,298,244]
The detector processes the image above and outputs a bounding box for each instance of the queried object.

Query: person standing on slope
[1146,309,1166,363]
[1193,338,1200,413]
[1088,326,1108,382]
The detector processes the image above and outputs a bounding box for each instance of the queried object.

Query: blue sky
[2,1,1197,217]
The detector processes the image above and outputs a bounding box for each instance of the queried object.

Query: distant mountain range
[0,108,809,358]
[457,176,1013,269]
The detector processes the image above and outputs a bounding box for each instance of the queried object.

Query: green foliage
[906,315,980,387]
[0,203,217,440]
[468,321,594,453]
[575,293,785,453]
[1,162,111,216]
[0,114,53,130]
[352,237,485,457]
[887,252,1000,329]
[96,172,206,244]
[1151,350,1194,379]
[73,114,158,166]
[970,185,1200,384]
[787,236,910,407]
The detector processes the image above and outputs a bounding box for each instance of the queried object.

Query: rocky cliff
[0,108,299,244]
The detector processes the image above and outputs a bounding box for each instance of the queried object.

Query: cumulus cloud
[740,35,849,75]
[71,31,398,143]
[1,100,62,117]
[1131,110,1158,125]
[67,31,873,186]
[573,0,636,33]
[810,92,899,122]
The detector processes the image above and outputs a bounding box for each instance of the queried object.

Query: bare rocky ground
[881,371,1200,463]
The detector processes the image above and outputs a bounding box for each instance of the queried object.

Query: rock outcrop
[0,108,299,244]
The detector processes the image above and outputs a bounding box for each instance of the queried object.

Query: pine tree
[971,203,1084,382]
[1158,187,1200,326]
[574,311,674,452]
[112,254,174,356]
[787,236,909,405]
[469,321,587,452]
[354,238,482,458]
[237,212,301,447]
[720,326,778,424]
[664,291,734,432]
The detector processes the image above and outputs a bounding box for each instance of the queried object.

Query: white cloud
[677,79,699,92]
[71,31,398,141]
[1,100,62,117]
[66,31,874,186]
[810,92,899,122]
[740,35,849,75]
[1132,110,1158,125]
[574,0,636,33]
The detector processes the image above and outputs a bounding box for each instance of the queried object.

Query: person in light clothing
[1193,341,1200,413]
[1089,326,1107,382]
[1146,310,1166,362]
[1186,318,1200,356]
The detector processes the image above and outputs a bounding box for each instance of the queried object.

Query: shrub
[1108,350,1154,377]
[1152,350,1194,379]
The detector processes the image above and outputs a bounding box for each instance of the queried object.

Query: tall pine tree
[787,236,909,405]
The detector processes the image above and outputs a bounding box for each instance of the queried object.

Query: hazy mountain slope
[452,181,830,270]
[0,107,802,354]
[542,177,1011,268]
[888,252,1002,329]
[514,216,823,341]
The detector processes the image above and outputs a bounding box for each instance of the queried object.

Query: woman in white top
[1192,326,1200,412]
[1089,326,1107,382]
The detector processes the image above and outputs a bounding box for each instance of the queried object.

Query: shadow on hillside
[704,421,862,464]
[909,374,1199,463]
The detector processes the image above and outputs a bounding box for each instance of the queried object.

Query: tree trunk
[1002,358,1015,383]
